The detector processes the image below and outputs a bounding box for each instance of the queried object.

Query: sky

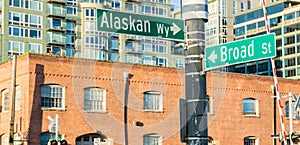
[171,0,181,9]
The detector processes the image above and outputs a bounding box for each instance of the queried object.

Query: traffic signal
[60,140,68,145]
[50,140,58,145]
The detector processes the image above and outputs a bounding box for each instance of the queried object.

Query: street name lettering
[97,9,185,40]
[206,33,276,70]
[100,11,151,33]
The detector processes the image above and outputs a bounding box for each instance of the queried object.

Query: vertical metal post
[55,114,59,141]
[271,85,277,145]
[9,55,17,145]
[289,92,294,145]
[182,0,208,144]
[123,72,129,145]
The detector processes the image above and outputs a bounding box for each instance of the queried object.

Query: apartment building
[232,0,300,79]
[0,53,300,145]
[0,0,184,68]
[205,0,275,48]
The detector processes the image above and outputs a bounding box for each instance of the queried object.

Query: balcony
[47,8,66,18]
[47,38,66,46]
[47,0,66,4]
[47,24,65,32]
[125,47,142,54]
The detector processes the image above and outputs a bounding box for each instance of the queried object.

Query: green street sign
[97,9,185,41]
[205,33,276,70]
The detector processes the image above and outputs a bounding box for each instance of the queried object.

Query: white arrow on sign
[208,50,217,63]
[171,23,181,35]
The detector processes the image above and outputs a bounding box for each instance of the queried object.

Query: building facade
[232,0,300,79]
[205,0,275,48]
[1,54,300,145]
[0,0,184,68]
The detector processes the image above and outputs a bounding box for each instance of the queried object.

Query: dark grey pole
[123,72,129,145]
[182,0,208,144]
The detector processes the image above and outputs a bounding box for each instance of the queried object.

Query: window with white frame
[175,59,184,69]
[156,0,166,4]
[85,9,96,20]
[241,2,245,12]
[125,54,138,63]
[67,6,77,15]
[47,32,63,43]
[84,22,96,33]
[66,0,77,16]
[110,39,119,50]
[285,101,300,119]
[125,3,137,12]
[144,92,163,112]
[29,0,42,10]
[83,0,104,4]
[243,98,259,116]
[222,0,227,17]
[156,57,166,67]
[244,136,258,145]
[84,48,106,60]
[1,134,9,145]
[15,86,22,111]
[8,41,24,56]
[111,0,120,10]
[142,43,153,52]
[142,5,153,14]
[9,0,42,11]
[67,21,76,33]
[41,85,64,109]
[143,134,162,145]
[67,0,77,6]
[1,89,9,112]
[233,1,237,14]
[156,7,166,16]
[84,87,106,112]
[142,55,153,65]
[109,53,119,62]
[156,45,166,53]
[85,36,105,49]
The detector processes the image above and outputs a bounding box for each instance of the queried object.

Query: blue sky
[171,0,181,9]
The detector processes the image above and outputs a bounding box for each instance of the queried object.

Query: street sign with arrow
[205,33,276,70]
[97,8,185,41]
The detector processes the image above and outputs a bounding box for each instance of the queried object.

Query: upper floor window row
[82,0,104,4]
[9,0,42,11]
[235,3,287,25]
[9,12,42,28]
[9,26,42,39]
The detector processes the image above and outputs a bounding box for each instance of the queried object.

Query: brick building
[0,53,300,145]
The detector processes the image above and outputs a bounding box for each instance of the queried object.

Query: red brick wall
[0,54,300,145]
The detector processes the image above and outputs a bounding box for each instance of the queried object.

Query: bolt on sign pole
[182,0,209,144]
[261,0,287,144]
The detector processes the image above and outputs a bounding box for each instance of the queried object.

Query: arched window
[244,136,258,145]
[41,84,65,109]
[0,134,9,145]
[1,89,9,112]
[144,91,163,112]
[84,87,106,112]
[243,98,259,116]
[143,134,162,145]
